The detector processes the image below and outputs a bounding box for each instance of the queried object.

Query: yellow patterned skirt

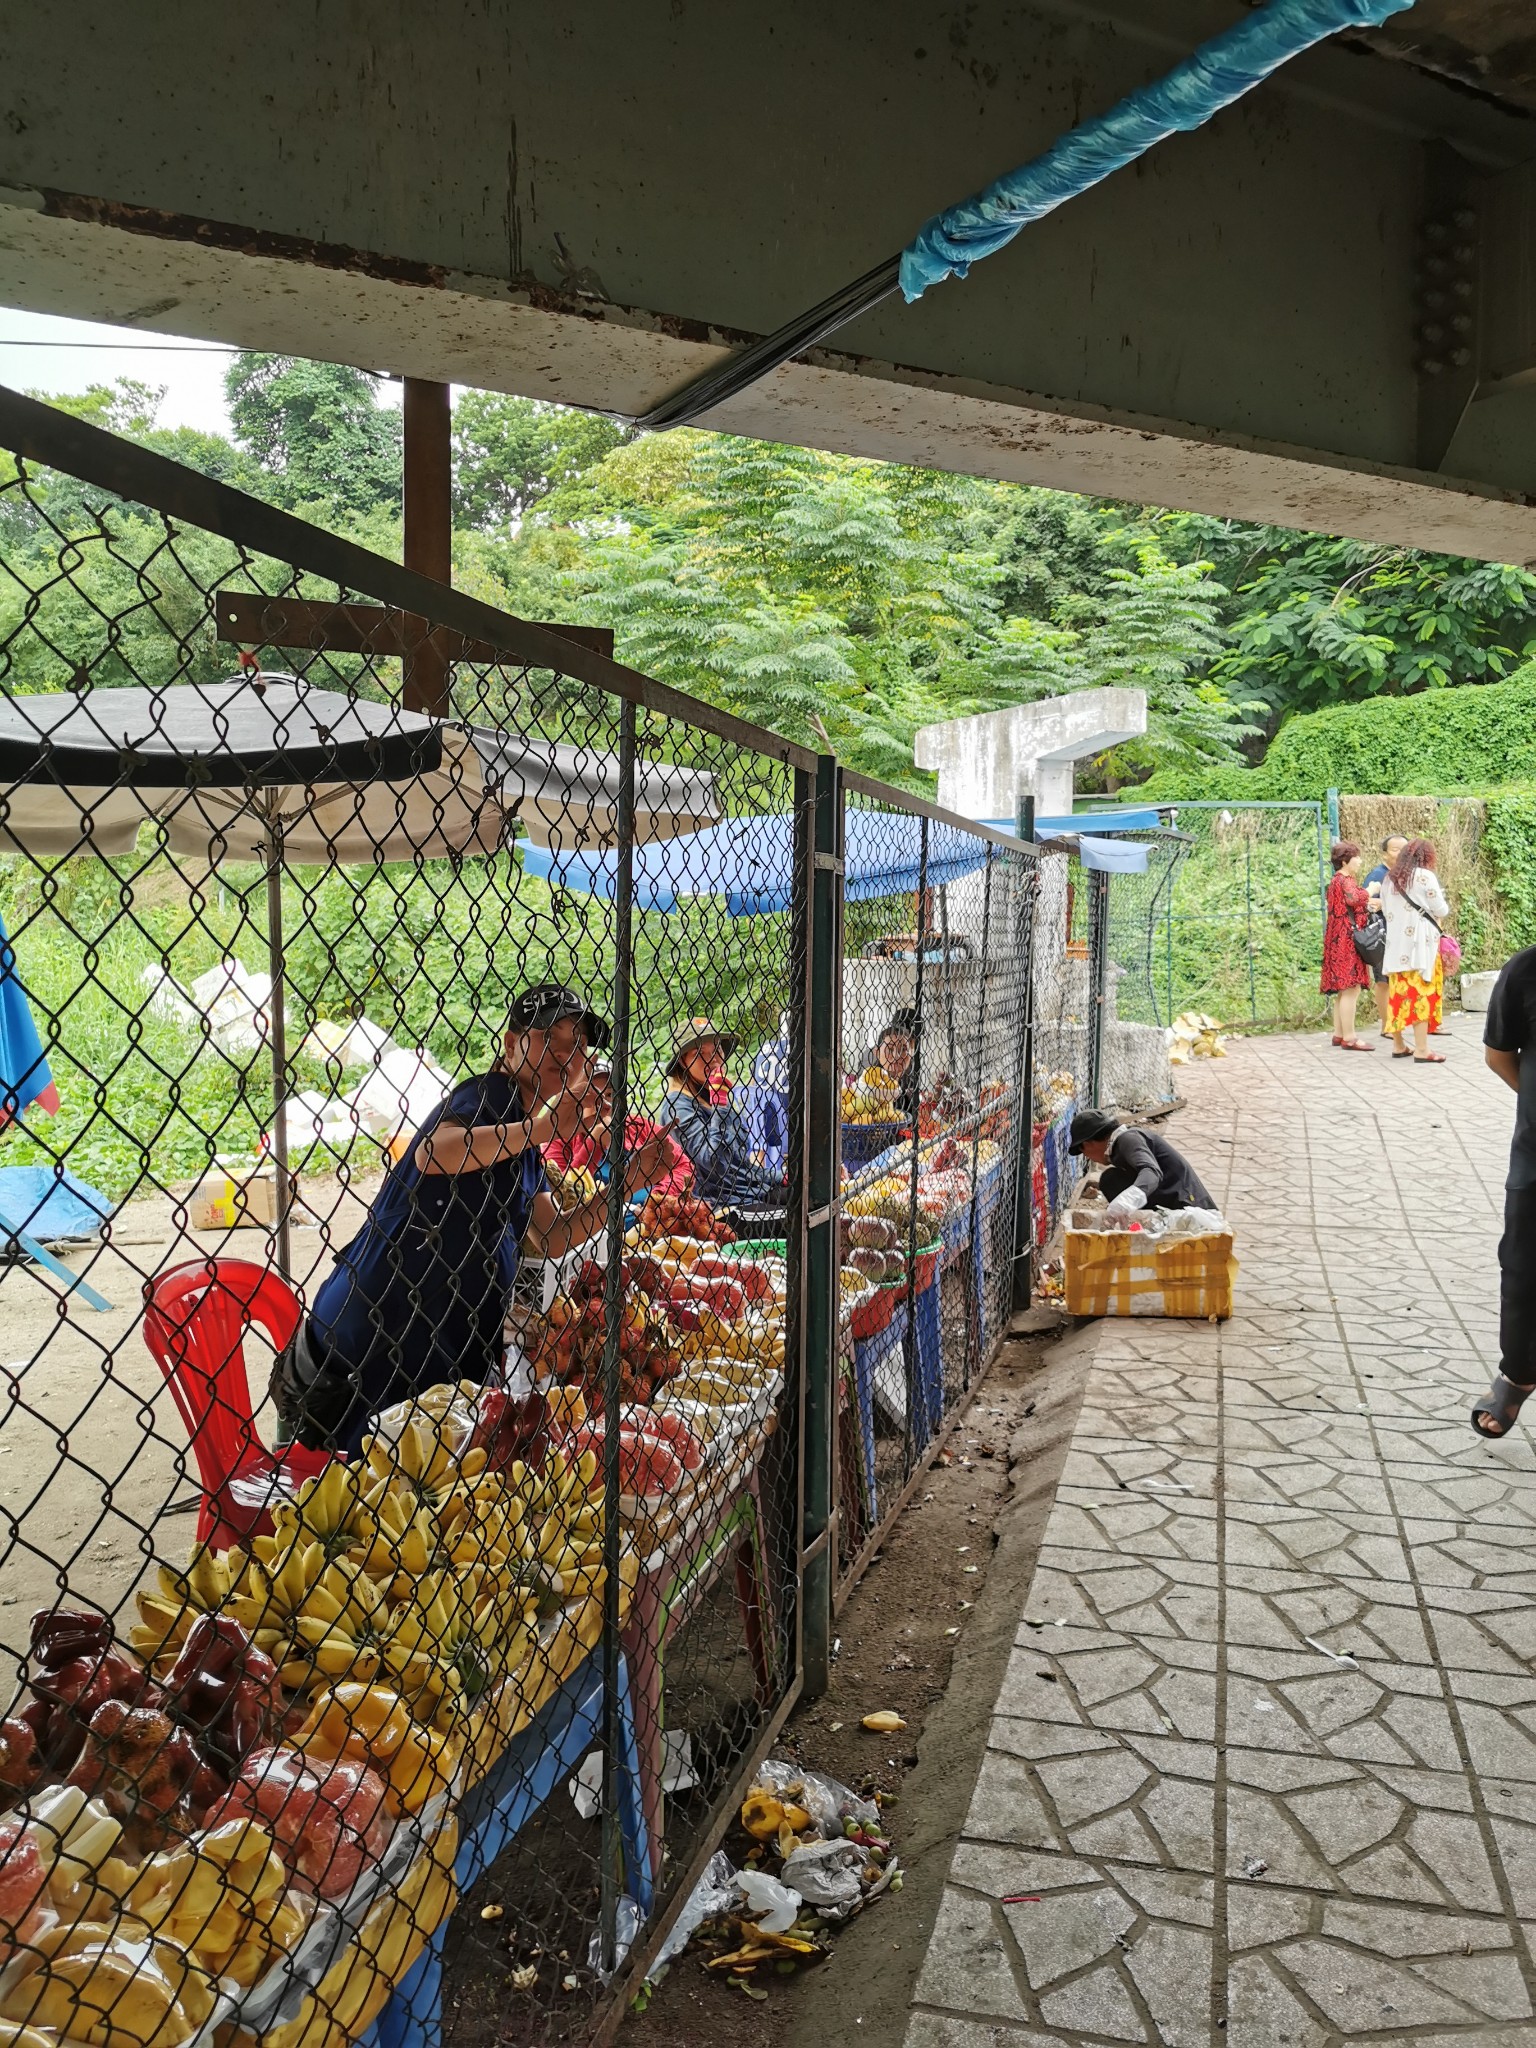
[1387,957,1443,1033]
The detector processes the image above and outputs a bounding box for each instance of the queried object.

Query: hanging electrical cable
[630,0,1415,432]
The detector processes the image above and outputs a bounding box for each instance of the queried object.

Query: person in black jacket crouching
[1068,1107,1215,1223]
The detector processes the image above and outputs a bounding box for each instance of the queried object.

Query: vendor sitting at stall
[542,1059,693,1200]
[658,1017,787,1232]
[1067,1107,1215,1221]
[279,983,670,1455]
[861,1007,920,1124]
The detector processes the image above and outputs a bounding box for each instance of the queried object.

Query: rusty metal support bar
[402,377,453,716]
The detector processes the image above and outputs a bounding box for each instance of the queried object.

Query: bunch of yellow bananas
[262,1820,458,2048]
[130,1541,234,1668]
[361,1409,488,1515]
[0,1920,216,2048]
[228,1538,389,1682]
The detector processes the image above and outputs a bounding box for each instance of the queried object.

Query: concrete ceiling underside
[1364,1,1536,116]
[2,3,1536,561]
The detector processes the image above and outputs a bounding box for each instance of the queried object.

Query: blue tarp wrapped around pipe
[899,0,1415,302]
[518,810,1001,915]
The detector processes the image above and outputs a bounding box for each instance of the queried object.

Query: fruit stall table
[360,1649,653,2048]
[619,1411,783,1879]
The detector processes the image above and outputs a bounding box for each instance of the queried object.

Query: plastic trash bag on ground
[586,1894,644,1982]
[1158,1205,1228,1237]
[735,1868,801,1933]
[780,1837,866,1916]
[750,1757,879,1838]
[648,1851,739,1977]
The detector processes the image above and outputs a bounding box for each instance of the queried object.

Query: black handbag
[1352,909,1387,972]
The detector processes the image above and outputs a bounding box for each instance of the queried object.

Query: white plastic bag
[648,1851,739,1976]
[736,1868,801,1933]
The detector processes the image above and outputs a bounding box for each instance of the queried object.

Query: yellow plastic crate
[1065,1226,1237,1320]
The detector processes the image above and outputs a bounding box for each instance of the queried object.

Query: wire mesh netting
[1097,833,1187,1112]
[1022,847,1090,1263]
[0,391,1072,2044]
[1152,802,1328,1030]
[0,400,814,2045]
[832,786,1037,1593]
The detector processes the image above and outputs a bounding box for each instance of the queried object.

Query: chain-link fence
[831,785,1035,1596]
[1154,801,1328,1029]
[0,387,1072,2044]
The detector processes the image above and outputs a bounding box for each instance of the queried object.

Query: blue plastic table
[361,1650,652,2048]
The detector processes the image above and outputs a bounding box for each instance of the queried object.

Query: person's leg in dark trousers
[1500,1185,1536,1385]
[1097,1165,1135,1206]
[1476,1184,1536,1434]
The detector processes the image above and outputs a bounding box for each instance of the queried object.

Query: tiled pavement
[905,1014,1536,2046]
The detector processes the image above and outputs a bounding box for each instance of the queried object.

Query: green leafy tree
[972,537,1256,786]
[226,353,401,525]
[1163,518,1536,721]
[451,392,632,529]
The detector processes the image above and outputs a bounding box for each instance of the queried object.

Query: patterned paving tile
[966,1717,1216,1872]
[1223,1454,1397,1519]
[1077,1398,1222,1450]
[1446,1669,1536,1783]
[1421,1589,1536,1675]
[1385,1465,1536,1528]
[926,1844,1217,2048]
[1224,1644,1461,1770]
[1221,1566,1434,1664]
[996,1626,1217,1742]
[1373,1414,1536,1475]
[1223,1412,1379,1462]
[1226,1888,1532,2042]
[1221,1500,1413,1583]
[1024,1548,1221,1640]
[1390,1519,1536,1595]
[1042,1490,1220,1563]
[1224,1750,1503,1911]
[907,1033,1536,2046]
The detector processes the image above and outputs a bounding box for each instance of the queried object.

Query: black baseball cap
[1068,1108,1121,1155]
[506,983,611,1050]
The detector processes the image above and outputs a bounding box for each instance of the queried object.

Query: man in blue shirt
[284,984,667,1453]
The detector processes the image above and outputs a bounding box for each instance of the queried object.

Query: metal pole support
[1326,787,1340,844]
[402,377,452,717]
[1088,866,1111,1109]
[800,754,842,1699]
[1009,795,1036,1312]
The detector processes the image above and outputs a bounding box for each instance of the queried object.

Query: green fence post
[800,753,842,1699]
[1010,796,1037,1313]
[1326,787,1340,844]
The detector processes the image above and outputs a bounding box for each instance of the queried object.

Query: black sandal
[1472,1376,1536,1438]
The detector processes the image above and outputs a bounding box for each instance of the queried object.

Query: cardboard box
[185,1160,287,1232]
[1065,1226,1236,1320]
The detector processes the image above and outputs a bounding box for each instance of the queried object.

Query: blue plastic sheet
[520,809,1000,916]
[0,1166,113,1246]
[0,910,56,1124]
[900,0,1415,300]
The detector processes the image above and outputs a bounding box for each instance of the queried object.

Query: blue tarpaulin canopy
[978,809,1159,873]
[519,809,1006,915]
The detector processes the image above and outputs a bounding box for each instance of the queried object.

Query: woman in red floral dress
[1321,840,1373,1050]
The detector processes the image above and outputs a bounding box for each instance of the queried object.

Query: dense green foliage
[1161,518,1536,723]
[1138,660,1536,805]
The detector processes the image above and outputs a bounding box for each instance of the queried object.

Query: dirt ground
[0,1167,380,1636]
[624,1311,1093,2048]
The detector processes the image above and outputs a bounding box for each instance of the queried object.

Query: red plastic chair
[142,1257,333,1550]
